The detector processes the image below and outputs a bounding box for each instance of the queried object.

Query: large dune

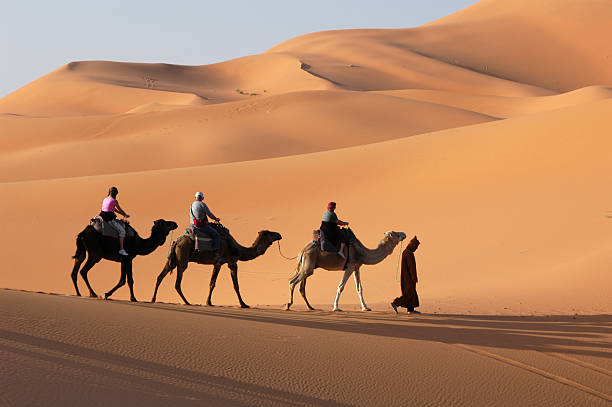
[1,0,611,312]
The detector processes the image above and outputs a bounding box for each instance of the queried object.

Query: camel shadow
[136,303,612,360]
[0,328,352,407]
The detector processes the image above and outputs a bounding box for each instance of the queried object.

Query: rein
[277,240,297,260]
[166,230,174,258]
[395,239,403,282]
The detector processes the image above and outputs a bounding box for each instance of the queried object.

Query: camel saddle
[318,228,356,253]
[186,223,229,252]
[90,216,136,238]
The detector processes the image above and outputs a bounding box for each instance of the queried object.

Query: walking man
[391,236,421,314]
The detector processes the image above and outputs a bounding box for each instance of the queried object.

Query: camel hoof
[89,293,98,299]
[130,298,138,303]
[206,301,214,307]
[283,304,291,311]
[104,293,110,300]
[151,298,156,303]
[241,304,250,309]
[332,308,342,312]
[361,307,372,312]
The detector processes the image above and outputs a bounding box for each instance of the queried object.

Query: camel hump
[90,216,136,238]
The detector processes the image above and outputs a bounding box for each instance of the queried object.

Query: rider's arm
[114,201,130,218]
[336,219,349,226]
[206,208,220,222]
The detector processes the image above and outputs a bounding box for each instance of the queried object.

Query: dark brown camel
[152,228,282,308]
[71,219,178,301]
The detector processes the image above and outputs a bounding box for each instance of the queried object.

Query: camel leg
[70,253,86,297]
[285,279,298,310]
[104,263,127,300]
[333,268,354,311]
[285,271,304,310]
[125,261,137,302]
[79,257,101,298]
[353,268,370,311]
[206,263,222,306]
[152,260,173,303]
[299,278,315,311]
[174,263,191,305]
[228,263,249,308]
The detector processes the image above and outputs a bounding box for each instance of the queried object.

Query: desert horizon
[1,0,611,405]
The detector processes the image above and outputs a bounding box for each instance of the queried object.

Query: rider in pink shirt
[100,186,131,256]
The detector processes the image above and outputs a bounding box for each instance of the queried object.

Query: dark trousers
[200,224,221,249]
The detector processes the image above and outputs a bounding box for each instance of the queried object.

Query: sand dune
[375,86,612,118]
[3,1,612,405]
[0,90,495,182]
[1,0,610,314]
[1,99,611,315]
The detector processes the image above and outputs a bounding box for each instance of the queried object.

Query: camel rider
[321,201,349,259]
[191,192,223,260]
[100,186,130,256]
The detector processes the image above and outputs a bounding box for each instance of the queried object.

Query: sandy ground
[1,290,611,406]
[1,0,612,404]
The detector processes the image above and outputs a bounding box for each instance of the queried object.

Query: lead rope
[277,240,297,260]
[395,240,403,282]
[166,230,174,258]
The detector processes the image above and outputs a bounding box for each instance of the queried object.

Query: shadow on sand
[134,301,612,360]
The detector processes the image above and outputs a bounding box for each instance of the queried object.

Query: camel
[152,227,282,308]
[71,219,178,301]
[284,230,406,311]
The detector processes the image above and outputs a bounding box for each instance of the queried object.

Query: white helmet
[195,191,204,199]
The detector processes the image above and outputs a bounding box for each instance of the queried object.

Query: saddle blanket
[186,225,214,251]
[90,216,135,238]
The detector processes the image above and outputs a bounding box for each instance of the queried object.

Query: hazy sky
[0,0,478,97]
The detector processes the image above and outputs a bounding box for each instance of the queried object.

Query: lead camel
[285,230,406,311]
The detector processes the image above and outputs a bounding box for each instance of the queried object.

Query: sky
[0,0,478,98]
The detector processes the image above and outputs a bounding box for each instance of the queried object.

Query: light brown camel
[284,230,406,311]
[152,228,282,307]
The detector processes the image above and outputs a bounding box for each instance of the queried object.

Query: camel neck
[356,237,398,265]
[236,236,271,261]
[133,228,165,256]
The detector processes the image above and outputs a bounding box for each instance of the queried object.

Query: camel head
[152,219,179,236]
[257,230,283,246]
[384,231,406,245]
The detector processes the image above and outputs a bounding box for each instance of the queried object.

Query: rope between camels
[166,230,174,258]
[277,240,297,260]
[395,239,403,282]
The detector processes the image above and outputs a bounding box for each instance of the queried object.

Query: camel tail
[72,231,87,259]
[288,248,306,281]
[166,240,178,274]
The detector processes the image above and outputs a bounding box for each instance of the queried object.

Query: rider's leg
[111,220,127,254]
[204,224,223,261]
